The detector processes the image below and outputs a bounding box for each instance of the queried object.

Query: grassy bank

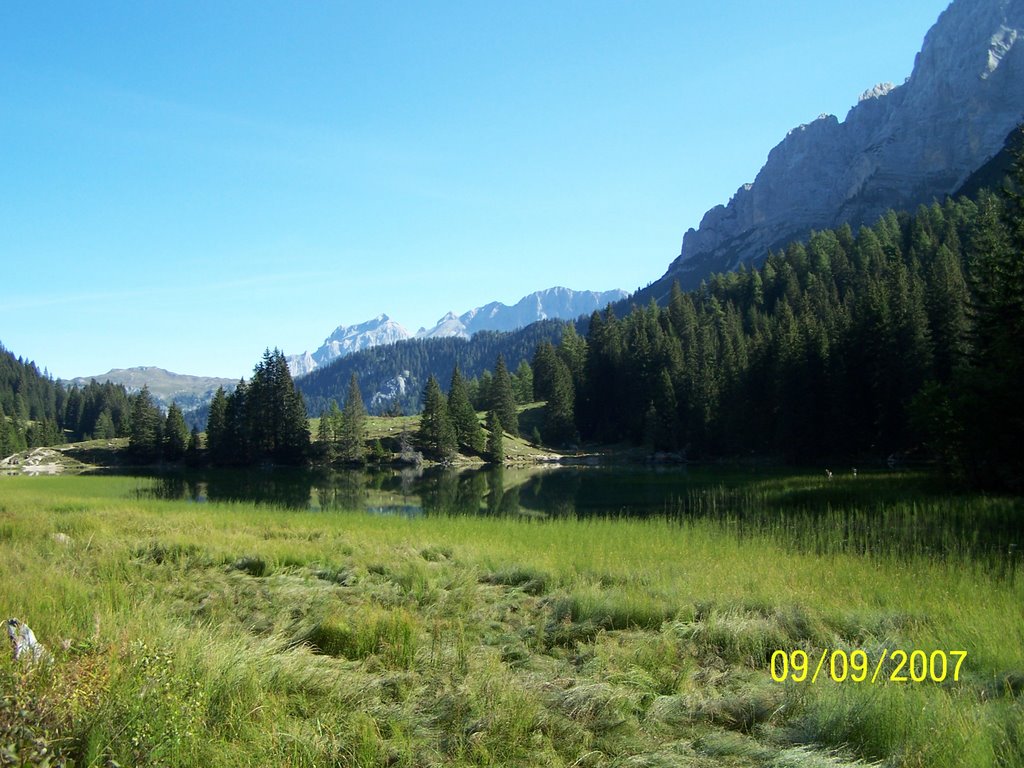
[1,475,1022,767]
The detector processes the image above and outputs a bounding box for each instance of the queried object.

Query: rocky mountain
[288,287,626,377]
[646,0,1024,299]
[298,321,568,417]
[67,367,237,412]
[415,287,627,340]
[288,315,412,377]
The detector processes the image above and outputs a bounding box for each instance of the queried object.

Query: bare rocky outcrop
[661,0,1024,293]
[6,618,49,664]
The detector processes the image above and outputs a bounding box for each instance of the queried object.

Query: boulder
[6,617,49,663]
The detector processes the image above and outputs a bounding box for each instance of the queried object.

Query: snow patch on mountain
[287,315,411,377]
[289,287,627,377]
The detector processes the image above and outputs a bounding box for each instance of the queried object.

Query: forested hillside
[298,321,567,416]
[1,343,138,454]
[535,182,1023,487]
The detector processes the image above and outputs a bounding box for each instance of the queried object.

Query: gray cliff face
[667,0,1024,290]
[287,315,411,378]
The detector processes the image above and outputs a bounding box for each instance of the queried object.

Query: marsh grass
[0,473,1021,766]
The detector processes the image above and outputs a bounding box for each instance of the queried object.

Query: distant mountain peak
[413,287,629,341]
[287,286,628,377]
[66,367,237,415]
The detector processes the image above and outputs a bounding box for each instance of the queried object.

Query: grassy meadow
[0,473,1022,767]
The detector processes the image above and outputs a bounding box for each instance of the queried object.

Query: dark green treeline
[537,188,1022,488]
[0,343,138,454]
[205,349,311,466]
[298,321,566,417]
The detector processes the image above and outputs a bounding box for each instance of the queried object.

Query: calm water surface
[120,465,1024,571]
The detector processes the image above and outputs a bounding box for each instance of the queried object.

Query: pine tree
[926,243,970,380]
[318,403,340,462]
[448,366,484,454]
[94,408,117,440]
[532,341,559,402]
[474,370,494,411]
[339,373,367,463]
[652,369,678,451]
[485,409,504,464]
[490,354,519,437]
[543,356,576,446]
[0,403,10,457]
[222,380,251,466]
[26,418,62,448]
[418,375,456,460]
[246,349,310,465]
[163,402,189,461]
[558,323,587,392]
[206,387,228,463]
[511,360,534,404]
[129,386,163,461]
[955,161,1024,488]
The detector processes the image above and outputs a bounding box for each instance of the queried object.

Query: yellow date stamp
[770,649,968,684]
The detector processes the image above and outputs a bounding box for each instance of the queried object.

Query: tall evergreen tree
[418,375,456,460]
[652,369,679,451]
[94,408,117,440]
[318,402,341,462]
[0,403,10,457]
[448,366,484,454]
[339,373,367,463]
[163,402,189,461]
[955,165,1024,487]
[511,360,534,405]
[129,386,163,461]
[925,243,970,380]
[206,387,229,464]
[474,370,494,411]
[222,380,251,466]
[531,341,559,402]
[484,409,504,464]
[558,323,587,392]
[247,349,310,465]
[543,356,576,446]
[490,354,519,437]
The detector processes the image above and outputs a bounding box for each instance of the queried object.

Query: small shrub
[0,673,68,768]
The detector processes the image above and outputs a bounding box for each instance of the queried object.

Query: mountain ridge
[636,0,1024,301]
[66,367,237,412]
[288,286,626,377]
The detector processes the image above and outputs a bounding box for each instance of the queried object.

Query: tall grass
[0,474,1021,766]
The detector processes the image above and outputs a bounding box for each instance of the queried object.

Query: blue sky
[1,1,951,379]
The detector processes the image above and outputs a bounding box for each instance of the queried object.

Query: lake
[125,464,1023,571]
